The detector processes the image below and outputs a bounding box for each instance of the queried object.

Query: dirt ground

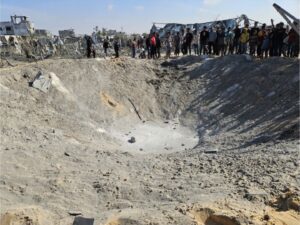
[0,55,299,225]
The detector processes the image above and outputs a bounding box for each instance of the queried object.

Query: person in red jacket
[150,32,157,59]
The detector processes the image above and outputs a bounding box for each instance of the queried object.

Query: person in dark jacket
[233,25,241,54]
[86,36,93,58]
[103,37,109,57]
[155,33,161,58]
[184,28,194,55]
[145,35,151,58]
[113,38,120,58]
[199,26,209,55]
[173,32,181,56]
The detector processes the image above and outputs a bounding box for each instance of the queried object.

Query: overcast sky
[1,0,299,35]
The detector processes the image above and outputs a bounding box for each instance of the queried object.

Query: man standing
[225,27,235,54]
[145,35,151,58]
[165,31,172,58]
[131,37,137,58]
[208,28,217,55]
[249,22,259,56]
[239,28,249,54]
[257,24,266,57]
[185,28,194,55]
[173,32,181,56]
[113,38,120,58]
[150,32,157,59]
[199,26,209,55]
[103,36,109,57]
[86,35,93,58]
[233,25,241,54]
[156,33,161,58]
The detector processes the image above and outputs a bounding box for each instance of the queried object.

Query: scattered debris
[31,71,52,93]
[127,98,142,121]
[128,137,136,143]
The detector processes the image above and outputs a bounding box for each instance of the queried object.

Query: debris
[204,148,219,154]
[128,137,136,143]
[3,58,15,67]
[31,71,52,93]
[68,211,82,216]
[64,152,70,157]
[72,216,94,225]
[128,98,142,121]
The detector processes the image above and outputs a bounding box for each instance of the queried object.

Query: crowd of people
[86,21,299,59]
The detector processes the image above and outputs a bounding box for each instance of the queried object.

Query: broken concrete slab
[31,71,52,93]
[73,216,94,225]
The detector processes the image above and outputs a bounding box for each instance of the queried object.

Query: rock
[68,211,82,216]
[244,188,269,203]
[31,71,52,93]
[128,137,136,143]
[204,148,219,154]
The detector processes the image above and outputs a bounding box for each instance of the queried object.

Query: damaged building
[58,29,76,39]
[151,15,257,37]
[0,15,35,36]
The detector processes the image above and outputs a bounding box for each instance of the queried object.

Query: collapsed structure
[151,14,255,37]
[0,15,34,36]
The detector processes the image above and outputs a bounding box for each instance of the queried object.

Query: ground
[0,55,299,225]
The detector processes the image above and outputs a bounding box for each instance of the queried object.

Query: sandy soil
[0,55,299,225]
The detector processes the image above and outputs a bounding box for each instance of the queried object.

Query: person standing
[192,30,199,55]
[233,25,241,54]
[131,37,137,58]
[173,32,181,56]
[103,36,109,57]
[156,33,161,58]
[165,31,172,58]
[287,26,299,57]
[216,27,226,56]
[145,34,151,58]
[185,28,194,55]
[239,28,249,54]
[113,38,120,58]
[208,28,217,55]
[249,22,259,56]
[257,24,266,57]
[86,35,93,58]
[261,29,271,58]
[150,32,157,59]
[199,26,209,55]
[225,27,235,54]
